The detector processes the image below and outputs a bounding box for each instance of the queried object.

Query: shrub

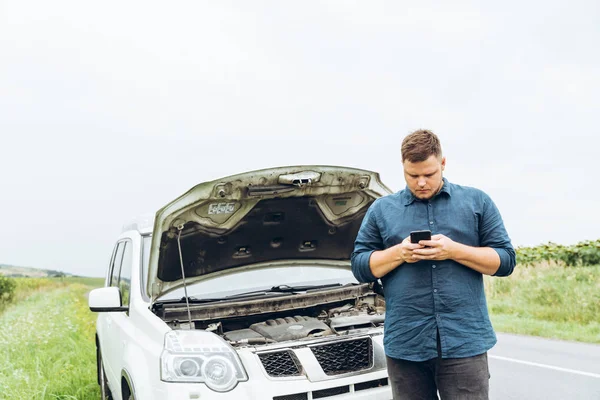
[0,275,17,308]
[516,239,600,266]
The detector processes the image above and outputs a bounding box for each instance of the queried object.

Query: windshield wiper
[225,283,346,298]
[156,290,296,306]
[269,283,345,292]
[155,283,350,306]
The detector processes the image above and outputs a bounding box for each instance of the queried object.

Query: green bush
[516,239,600,266]
[0,275,17,308]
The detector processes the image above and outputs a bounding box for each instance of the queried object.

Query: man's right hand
[396,236,425,263]
[369,236,425,278]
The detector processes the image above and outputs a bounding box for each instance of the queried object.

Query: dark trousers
[386,334,490,400]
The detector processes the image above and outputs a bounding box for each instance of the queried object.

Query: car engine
[220,303,385,346]
[155,283,385,347]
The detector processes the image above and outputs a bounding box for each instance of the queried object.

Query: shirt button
[428,203,432,207]
[432,265,436,269]
[434,289,438,293]
[429,221,434,225]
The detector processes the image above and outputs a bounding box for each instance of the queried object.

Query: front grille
[272,378,387,400]
[273,393,308,400]
[310,337,373,375]
[313,385,350,398]
[355,378,389,391]
[259,351,302,377]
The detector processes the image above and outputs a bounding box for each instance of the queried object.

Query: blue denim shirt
[351,178,516,362]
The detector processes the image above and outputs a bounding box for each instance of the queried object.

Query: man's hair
[401,129,442,163]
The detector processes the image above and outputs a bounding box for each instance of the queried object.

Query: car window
[105,244,117,287]
[119,241,133,306]
[109,242,125,287]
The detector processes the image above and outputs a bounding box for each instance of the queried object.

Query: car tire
[97,350,113,400]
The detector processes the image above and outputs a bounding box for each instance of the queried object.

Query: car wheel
[97,350,113,400]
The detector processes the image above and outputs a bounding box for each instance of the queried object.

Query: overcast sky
[1,1,598,277]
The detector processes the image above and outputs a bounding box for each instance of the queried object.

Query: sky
[1,1,598,277]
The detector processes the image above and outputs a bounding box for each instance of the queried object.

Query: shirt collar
[401,177,452,206]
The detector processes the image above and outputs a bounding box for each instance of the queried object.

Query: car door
[104,238,136,394]
[96,241,125,388]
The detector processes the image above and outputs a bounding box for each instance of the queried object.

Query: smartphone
[410,230,432,244]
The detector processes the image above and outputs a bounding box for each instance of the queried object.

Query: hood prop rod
[176,224,193,329]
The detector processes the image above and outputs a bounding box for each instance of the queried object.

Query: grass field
[0,263,598,399]
[485,263,600,344]
[0,278,102,400]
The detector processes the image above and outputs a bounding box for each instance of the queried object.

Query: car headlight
[161,330,248,392]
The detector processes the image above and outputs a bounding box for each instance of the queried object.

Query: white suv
[89,166,393,400]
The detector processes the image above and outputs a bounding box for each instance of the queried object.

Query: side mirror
[88,287,128,312]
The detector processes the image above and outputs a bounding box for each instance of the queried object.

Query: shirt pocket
[442,202,479,246]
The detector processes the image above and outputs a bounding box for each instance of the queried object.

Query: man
[351,129,516,400]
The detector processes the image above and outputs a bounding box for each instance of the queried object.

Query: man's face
[403,155,446,200]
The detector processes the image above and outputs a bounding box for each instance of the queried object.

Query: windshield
[158,266,358,301]
[142,235,359,301]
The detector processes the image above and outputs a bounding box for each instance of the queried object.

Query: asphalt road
[489,333,600,399]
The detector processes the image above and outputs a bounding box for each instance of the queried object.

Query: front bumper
[142,369,391,400]
[137,332,391,399]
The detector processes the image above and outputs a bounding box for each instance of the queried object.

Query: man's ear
[441,157,446,170]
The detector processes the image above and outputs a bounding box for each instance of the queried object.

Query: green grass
[485,263,600,343]
[0,279,102,400]
[0,266,598,399]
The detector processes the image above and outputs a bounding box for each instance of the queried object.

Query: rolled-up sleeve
[351,203,384,283]
[479,194,517,277]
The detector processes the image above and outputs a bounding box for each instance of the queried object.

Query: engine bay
[215,299,385,347]
[153,283,385,347]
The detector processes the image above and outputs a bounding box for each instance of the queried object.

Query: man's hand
[367,235,426,278]
[412,234,457,261]
[398,236,425,263]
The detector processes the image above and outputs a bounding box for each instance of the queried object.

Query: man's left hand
[412,234,457,261]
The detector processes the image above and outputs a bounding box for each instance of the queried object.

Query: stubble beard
[415,176,444,200]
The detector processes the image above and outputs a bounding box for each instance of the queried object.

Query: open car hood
[147,166,392,300]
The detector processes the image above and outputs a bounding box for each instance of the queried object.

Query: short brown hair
[401,129,442,163]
